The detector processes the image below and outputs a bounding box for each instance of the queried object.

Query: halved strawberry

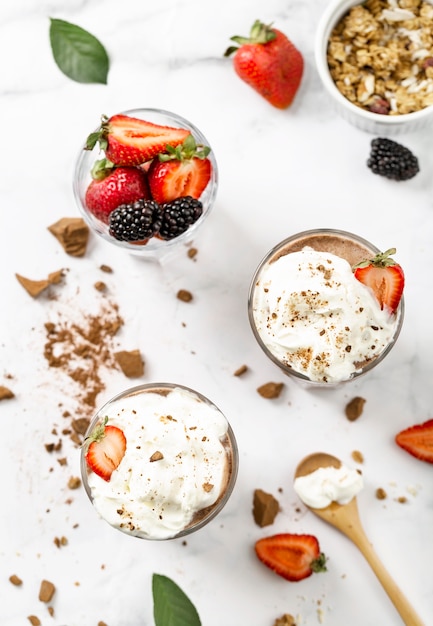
[85,159,151,223]
[255,533,327,582]
[353,248,404,314]
[147,134,212,203]
[84,417,127,481]
[86,114,191,166]
[395,418,433,464]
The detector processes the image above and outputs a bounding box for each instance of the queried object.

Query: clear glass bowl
[248,229,405,387]
[73,108,218,261]
[80,382,238,540]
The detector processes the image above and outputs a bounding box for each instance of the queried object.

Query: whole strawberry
[225,20,304,109]
[85,159,151,224]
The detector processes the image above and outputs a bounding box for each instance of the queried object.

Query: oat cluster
[327,0,433,114]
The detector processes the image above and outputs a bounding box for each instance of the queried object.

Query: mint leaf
[152,574,201,626]
[49,18,109,84]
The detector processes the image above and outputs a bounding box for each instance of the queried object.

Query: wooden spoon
[295,452,425,626]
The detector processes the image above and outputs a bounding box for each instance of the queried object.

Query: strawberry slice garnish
[147,134,212,204]
[84,417,127,481]
[85,159,151,224]
[395,418,433,464]
[86,114,191,166]
[255,533,327,582]
[353,248,404,314]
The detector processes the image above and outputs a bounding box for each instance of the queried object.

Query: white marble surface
[1,0,433,625]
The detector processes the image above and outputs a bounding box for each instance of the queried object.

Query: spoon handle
[349,526,425,626]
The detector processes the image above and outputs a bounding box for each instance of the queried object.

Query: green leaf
[49,18,109,84]
[152,574,201,626]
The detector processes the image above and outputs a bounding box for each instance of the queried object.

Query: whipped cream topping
[87,387,231,540]
[252,247,400,383]
[294,464,364,509]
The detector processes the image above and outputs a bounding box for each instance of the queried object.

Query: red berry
[85,165,151,224]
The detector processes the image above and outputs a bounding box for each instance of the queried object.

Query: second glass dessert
[248,229,404,387]
[81,383,238,540]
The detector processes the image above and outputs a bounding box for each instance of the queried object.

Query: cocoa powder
[43,301,124,419]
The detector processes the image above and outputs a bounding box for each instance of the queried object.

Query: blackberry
[367,137,419,181]
[109,199,162,242]
[159,196,203,240]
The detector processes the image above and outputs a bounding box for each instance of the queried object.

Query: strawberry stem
[157,134,211,162]
[224,19,276,56]
[85,114,109,152]
[353,248,398,270]
[311,552,328,573]
[82,416,109,448]
[90,157,115,180]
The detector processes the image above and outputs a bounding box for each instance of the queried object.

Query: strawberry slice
[395,418,433,464]
[147,134,212,203]
[353,248,404,314]
[85,160,151,223]
[255,533,327,582]
[86,114,191,166]
[84,417,127,481]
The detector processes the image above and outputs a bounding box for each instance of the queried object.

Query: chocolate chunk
[114,349,144,378]
[253,488,280,527]
[345,396,366,421]
[48,217,89,257]
[0,386,14,400]
[257,382,284,399]
[38,579,55,602]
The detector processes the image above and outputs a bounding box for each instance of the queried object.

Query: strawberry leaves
[152,574,201,626]
[157,134,210,163]
[49,18,109,84]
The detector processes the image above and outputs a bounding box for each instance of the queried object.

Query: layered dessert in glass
[248,229,404,386]
[81,383,238,540]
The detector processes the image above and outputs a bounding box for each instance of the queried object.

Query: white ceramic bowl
[315,0,433,134]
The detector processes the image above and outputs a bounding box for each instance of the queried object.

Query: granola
[327,0,433,114]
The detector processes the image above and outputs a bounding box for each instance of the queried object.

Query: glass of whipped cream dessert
[80,383,238,540]
[248,229,404,386]
[73,108,218,262]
